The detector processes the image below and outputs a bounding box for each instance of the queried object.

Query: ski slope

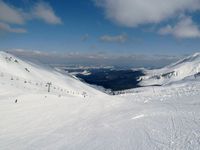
[0,51,103,98]
[1,51,200,150]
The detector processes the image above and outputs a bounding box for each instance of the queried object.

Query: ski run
[1,51,200,150]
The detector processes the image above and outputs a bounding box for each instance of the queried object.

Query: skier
[82,92,87,98]
[15,99,18,103]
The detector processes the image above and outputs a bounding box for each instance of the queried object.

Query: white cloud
[0,22,26,33]
[159,17,200,39]
[95,0,200,27]
[0,1,25,24]
[32,2,62,25]
[100,34,128,43]
[0,1,62,33]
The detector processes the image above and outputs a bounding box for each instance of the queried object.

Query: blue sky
[0,0,200,55]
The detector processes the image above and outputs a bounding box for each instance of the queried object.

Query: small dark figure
[46,82,52,92]
[25,68,30,72]
[15,99,18,103]
[82,92,87,98]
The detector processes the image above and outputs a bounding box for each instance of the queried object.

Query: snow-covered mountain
[140,52,200,86]
[1,51,200,150]
[0,51,102,97]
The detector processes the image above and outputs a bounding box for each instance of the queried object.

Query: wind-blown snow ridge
[0,51,103,97]
[140,52,200,86]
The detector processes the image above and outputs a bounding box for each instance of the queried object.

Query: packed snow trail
[1,84,200,150]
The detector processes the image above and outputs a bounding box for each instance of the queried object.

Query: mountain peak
[140,52,200,86]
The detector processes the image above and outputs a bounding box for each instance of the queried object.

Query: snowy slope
[0,51,103,97]
[140,52,200,86]
[1,51,200,150]
[1,76,200,150]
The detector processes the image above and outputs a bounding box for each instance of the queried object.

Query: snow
[140,52,200,86]
[0,51,102,97]
[1,51,200,150]
[132,114,145,120]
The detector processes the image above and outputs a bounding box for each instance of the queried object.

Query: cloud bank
[95,0,200,27]
[95,0,200,39]
[6,49,181,68]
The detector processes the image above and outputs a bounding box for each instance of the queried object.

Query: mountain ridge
[0,51,103,97]
[140,52,200,86]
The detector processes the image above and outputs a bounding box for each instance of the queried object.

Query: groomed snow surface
[1,51,200,150]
